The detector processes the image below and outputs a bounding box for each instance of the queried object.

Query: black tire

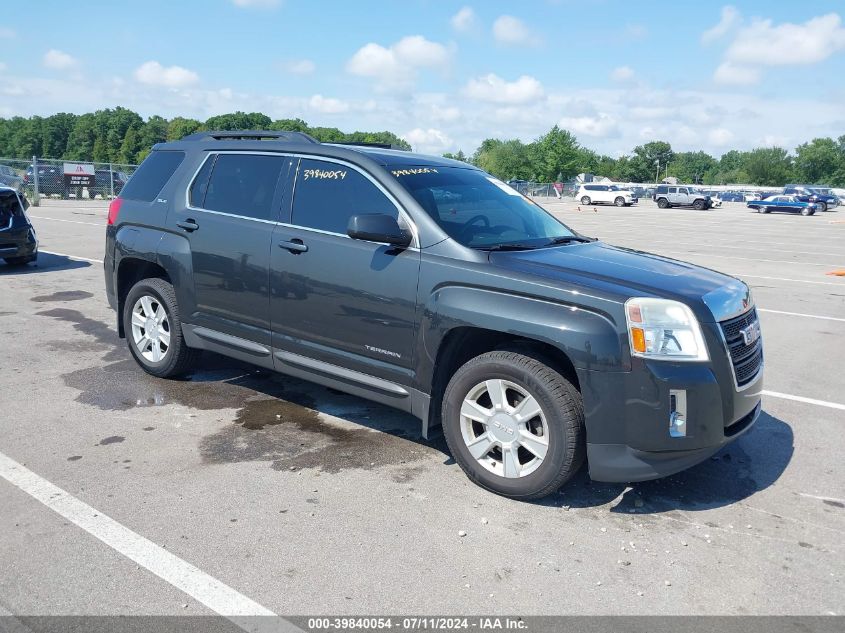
[441,350,585,500]
[580,196,591,205]
[816,201,827,212]
[3,255,35,266]
[614,196,625,207]
[123,277,199,378]
[657,198,669,209]
[693,199,705,210]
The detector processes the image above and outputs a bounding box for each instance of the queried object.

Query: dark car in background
[783,184,839,212]
[719,191,745,202]
[91,170,130,199]
[23,165,64,196]
[0,186,37,265]
[747,194,817,216]
[0,165,24,192]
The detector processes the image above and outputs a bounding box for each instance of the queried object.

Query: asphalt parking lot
[0,197,843,618]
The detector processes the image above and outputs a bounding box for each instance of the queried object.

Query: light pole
[655,159,660,183]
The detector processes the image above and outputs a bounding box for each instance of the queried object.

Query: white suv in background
[576,184,637,207]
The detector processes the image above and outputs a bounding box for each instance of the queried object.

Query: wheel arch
[116,256,171,338]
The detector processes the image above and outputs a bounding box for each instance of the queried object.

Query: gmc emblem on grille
[739,321,761,346]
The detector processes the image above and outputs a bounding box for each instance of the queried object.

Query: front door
[169,152,289,344]
[269,157,421,383]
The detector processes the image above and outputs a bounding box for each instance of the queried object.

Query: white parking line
[762,390,845,411]
[799,493,845,504]
[730,274,844,286]
[0,451,278,618]
[41,250,103,264]
[29,215,103,227]
[758,308,845,322]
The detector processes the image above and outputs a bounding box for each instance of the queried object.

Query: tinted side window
[203,154,284,221]
[189,155,216,208]
[120,151,185,202]
[291,159,397,234]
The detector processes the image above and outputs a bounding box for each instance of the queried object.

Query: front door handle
[278,238,308,254]
[177,219,199,232]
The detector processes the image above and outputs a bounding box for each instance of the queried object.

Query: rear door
[169,152,290,345]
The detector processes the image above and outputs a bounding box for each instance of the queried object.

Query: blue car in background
[747,194,818,216]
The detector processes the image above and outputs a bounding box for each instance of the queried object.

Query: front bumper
[582,321,763,482]
[0,225,37,259]
[587,401,760,482]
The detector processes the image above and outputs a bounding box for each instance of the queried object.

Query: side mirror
[347,214,412,247]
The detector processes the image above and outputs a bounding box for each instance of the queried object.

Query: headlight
[625,298,709,361]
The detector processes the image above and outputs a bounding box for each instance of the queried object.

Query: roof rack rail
[180,130,319,143]
[324,141,407,150]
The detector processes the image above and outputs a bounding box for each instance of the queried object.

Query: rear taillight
[107,198,123,225]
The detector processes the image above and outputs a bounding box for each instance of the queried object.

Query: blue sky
[2,0,845,156]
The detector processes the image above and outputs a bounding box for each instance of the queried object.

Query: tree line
[0,107,410,165]
[445,128,845,187]
[2,108,844,187]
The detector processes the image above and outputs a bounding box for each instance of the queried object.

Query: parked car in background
[0,186,37,265]
[783,185,839,212]
[90,170,130,199]
[653,185,712,210]
[576,183,637,206]
[506,179,529,195]
[0,165,23,192]
[719,191,745,202]
[747,194,817,216]
[23,165,64,196]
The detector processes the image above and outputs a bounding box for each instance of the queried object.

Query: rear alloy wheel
[801,206,812,216]
[580,196,591,205]
[123,278,198,378]
[693,199,705,210]
[816,201,827,212]
[614,196,625,207]
[657,198,669,209]
[442,350,584,500]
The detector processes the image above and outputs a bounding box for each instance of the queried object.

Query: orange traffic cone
[826,270,845,276]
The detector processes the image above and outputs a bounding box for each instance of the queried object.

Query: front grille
[719,308,763,388]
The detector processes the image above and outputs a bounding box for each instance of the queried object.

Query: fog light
[669,389,687,438]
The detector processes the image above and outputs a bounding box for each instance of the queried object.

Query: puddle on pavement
[39,306,445,478]
[31,290,94,303]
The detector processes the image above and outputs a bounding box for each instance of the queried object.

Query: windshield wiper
[474,243,539,251]
[545,235,595,245]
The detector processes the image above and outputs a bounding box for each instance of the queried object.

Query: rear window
[119,151,185,202]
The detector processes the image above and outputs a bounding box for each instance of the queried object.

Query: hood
[489,241,749,323]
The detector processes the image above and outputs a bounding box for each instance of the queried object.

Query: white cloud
[308,94,349,114]
[713,61,761,85]
[0,27,15,39]
[231,0,281,8]
[558,114,619,138]
[492,15,538,46]
[464,73,544,105]
[610,66,635,82]
[403,128,454,154]
[451,6,476,32]
[134,61,199,88]
[708,128,734,146]
[346,35,450,90]
[702,6,740,44]
[725,13,845,66]
[42,49,78,70]
[281,59,315,75]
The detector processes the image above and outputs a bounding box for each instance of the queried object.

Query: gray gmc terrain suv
[105,131,763,499]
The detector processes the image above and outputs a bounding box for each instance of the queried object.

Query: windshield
[391,166,576,248]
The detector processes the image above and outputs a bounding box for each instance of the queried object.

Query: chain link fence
[0,156,139,206]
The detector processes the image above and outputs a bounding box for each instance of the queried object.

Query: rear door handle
[177,219,199,232]
[278,238,308,254]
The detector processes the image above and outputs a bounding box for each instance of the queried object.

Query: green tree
[630,141,674,182]
[794,137,841,184]
[667,151,718,184]
[473,138,532,180]
[167,117,202,141]
[741,147,793,186]
[530,126,582,181]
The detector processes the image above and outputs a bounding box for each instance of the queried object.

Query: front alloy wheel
[460,379,549,478]
[442,349,585,500]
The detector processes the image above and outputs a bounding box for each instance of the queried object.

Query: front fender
[417,285,627,392]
